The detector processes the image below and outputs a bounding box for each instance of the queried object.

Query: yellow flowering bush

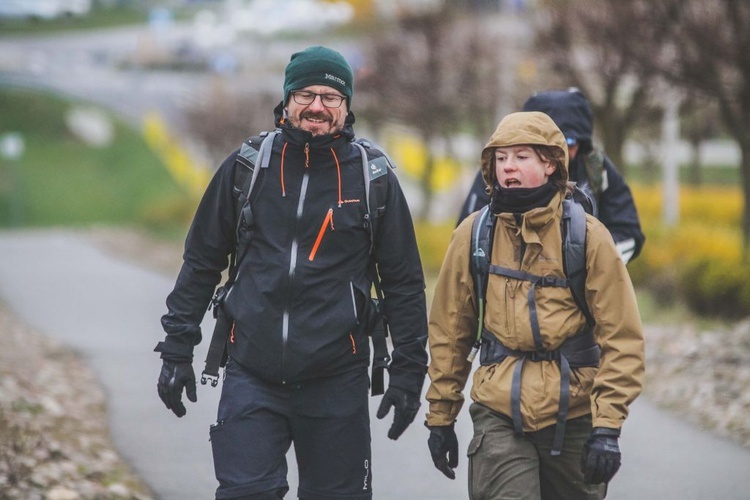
[414,221,455,274]
[629,183,749,318]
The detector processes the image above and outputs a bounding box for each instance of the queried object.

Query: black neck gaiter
[490,182,558,215]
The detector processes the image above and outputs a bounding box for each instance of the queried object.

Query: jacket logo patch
[368,157,389,180]
[342,199,360,204]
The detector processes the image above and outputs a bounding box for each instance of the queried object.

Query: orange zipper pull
[309,208,334,261]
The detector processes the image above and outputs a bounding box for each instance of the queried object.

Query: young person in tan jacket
[425,111,645,499]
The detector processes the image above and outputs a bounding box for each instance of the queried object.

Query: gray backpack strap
[353,140,392,396]
[202,130,278,387]
[234,131,278,247]
[562,198,593,326]
[353,140,390,255]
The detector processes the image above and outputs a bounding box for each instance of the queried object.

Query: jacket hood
[522,88,593,147]
[480,111,569,194]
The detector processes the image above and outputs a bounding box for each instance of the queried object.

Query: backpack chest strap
[487,264,569,352]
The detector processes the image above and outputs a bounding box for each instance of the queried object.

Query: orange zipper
[349,333,357,354]
[309,208,334,261]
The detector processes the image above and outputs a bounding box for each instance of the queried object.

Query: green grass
[0,6,147,36]
[0,87,188,232]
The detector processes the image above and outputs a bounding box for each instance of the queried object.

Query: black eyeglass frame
[290,90,347,108]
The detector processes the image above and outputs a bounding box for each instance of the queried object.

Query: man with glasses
[155,46,428,499]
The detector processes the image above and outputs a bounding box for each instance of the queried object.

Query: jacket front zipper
[281,159,310,383]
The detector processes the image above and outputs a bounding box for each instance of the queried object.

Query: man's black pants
[210,359,372,500]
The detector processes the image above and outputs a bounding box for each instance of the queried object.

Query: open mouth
[505,179,521,187]
[301,113,330,125]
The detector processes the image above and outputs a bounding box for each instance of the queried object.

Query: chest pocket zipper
[309,208,334,261]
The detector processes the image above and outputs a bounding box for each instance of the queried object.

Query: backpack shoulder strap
[468,205,493,361]
[352,139,394,396]
[203,130,277,386]
[561,198,594,326]
[229,130,278,281]
[353,139,390,254]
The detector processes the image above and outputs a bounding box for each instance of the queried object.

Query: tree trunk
[688,138,702,186]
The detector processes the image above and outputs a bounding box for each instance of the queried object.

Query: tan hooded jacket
[426,112,644,431]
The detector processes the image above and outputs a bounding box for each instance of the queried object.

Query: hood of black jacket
[522,89,593,149]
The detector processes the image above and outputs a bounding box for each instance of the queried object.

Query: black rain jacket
[157,104,428,395]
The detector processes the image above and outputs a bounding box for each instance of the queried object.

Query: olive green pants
[468,403,606,500]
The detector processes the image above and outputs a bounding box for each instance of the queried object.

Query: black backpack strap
[201,130,277,387]
[353,139,392,396]
[468,205,493,362]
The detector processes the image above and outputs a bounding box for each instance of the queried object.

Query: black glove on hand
[157,360,197,418]
[376,386,421,440]
[426,423,459,480]
[581,427,621,484]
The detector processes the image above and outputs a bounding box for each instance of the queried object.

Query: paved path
[1,229,749,499]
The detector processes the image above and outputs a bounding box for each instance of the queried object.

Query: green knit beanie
[283,46,354,107]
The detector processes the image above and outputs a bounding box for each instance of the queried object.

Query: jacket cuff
[426,401,459,426]
[387,366,426,396]
[154,341,194,362]
[592,427,621,438]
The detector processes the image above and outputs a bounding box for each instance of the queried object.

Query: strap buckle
[200,371,219,387]
[528,350,558,362]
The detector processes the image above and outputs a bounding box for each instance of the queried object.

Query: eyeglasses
[291,90,347,108]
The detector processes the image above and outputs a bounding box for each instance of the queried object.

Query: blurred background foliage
[0,88,192,236]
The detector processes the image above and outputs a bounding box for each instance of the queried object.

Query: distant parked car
[0,0,92,20]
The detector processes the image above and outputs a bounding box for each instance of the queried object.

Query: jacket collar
[497,191,564,233]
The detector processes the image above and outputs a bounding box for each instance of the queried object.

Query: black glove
[426,423,459,480]
[376,386,421,440]
[157,360,197,418]
[581,427,621,484]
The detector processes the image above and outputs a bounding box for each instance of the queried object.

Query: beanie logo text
[325,73,346,87]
